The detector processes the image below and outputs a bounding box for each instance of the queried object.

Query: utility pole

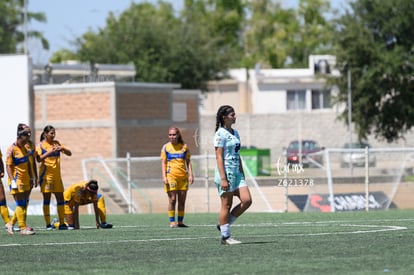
[347,65,353,174]
[23,0,28,55]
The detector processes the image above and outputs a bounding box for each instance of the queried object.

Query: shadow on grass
[240,240,279,245]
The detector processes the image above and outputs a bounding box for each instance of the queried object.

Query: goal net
[288,147,414,212]
[82,153,279,214]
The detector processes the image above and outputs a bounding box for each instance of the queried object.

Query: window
[312,90,331,109]
[172,102,187,122]
[287,90,306,110]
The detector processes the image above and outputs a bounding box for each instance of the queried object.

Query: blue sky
[28,0,164,64]
[28,0,346,64]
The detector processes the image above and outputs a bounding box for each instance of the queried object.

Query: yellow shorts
[9,180,31,195]
[40,178,64,193]
[164,177,189,192]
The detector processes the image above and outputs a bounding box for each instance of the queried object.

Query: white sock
[220,223,230,238]
[229,214,237,225]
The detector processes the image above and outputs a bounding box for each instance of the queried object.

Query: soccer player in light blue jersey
[214,105,252,245]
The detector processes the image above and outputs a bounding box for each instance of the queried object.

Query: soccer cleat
[68,225,75,230]
[58,224,68,230]
[20,228,35,235]
[221,236,242,245]
[170,222,177,228]
[5,222,14,235]
[101,222,113,229]
[177,223,188,228]
[216,224,220,231]
[46,224,53,230]
[25,226,34,231]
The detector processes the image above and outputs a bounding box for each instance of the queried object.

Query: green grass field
[1,210,414,274]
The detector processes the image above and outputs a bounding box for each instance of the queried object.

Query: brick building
[33,82,200,185]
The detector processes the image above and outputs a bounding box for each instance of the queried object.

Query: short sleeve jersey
[36,140,63,183]
[25,141,37,173]
[160,142,190,179]
[64,181,98,207]
[214,127,241,170]
[6,143,30,184]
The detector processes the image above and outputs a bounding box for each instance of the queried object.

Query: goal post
[82,153,282,214]
[300,147,414,212]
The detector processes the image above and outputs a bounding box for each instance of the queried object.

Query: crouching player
[59,180,113,229]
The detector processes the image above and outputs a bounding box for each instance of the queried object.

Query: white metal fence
[81,148,414,214]
[81,153,281,214]
[298,147,414,212]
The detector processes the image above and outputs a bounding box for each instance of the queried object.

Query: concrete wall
[198,110,414,164]
[0,55,31,158]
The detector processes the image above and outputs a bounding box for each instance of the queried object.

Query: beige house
[202,55,341,115]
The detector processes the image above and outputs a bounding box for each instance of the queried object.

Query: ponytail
[215,105,234,132]
[40,125,55,141]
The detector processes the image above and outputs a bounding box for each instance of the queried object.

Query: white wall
[253,90,286,113]
[0,55,31,168]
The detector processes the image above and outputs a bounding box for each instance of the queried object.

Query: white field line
[0,221,407,248]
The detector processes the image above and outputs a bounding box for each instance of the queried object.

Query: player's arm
[215,147,229,191]
[5,162,14,183]
[36,145,59,161]
[92,201,101,228]
[59,143,72,156]
[239,158,245,178]
[161,158,168,185]
[32,150,39,187]
[186,158,194,185]
[73,204,80,229]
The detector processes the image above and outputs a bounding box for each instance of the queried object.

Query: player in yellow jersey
[36,125,72,230]
[0,148,13,234]
[5,125,36,235]
[9,124,38,233]
[160,127,194,228]
[58,180,112,229]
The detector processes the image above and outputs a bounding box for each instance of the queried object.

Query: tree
[332,0,414,142]
[290,0,334,67]
[71,1,241,91]
[53,0,336,90]
[49,49,78,63]
[75,2,179,82]
[0,0,48,53]
[243,0,295,68]
[182,0,246,68]
[243,0,333,68]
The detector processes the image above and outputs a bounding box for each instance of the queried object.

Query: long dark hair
[40,125,55,141]
[215,105,234,132]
